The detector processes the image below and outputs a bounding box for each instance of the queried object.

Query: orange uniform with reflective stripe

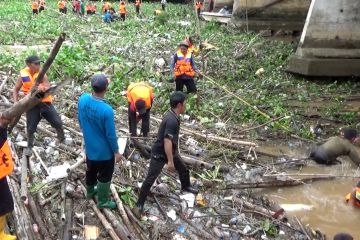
[345,190,360,208]
[102,2,111,12]
[119,3,126,14]
[127,82,154,112]
[0,140,14,180]
[85,4,91,11]
[195,1,202,10]
[20,67,53,103]
[91,4,96,12]
[32,1,39,10]
[58,0,66,9]
[174,50,195,78]
[135,0,141,7]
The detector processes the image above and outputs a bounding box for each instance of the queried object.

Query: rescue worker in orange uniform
[345,181,360,208]
[12,55,65,155]
[170,41,201,93]
[58,0,67,14]
[85,2,92,15]
[39,0,46,12]
[0,115,16,240]
[119,0,126,21]
[127,82,154,137]
[91,2,97,14]
[102,2,111,13]
[32,0,39,15]
[195,1,202,17]
[135,0,141,15]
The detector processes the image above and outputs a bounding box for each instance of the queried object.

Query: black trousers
[128,107,150,137]
[136,154,190,207]
[86,157,115,186]
[175,77,197,93]
[39,6,45,12]
[136,6,140,14]
[0,177,14,216]
[33,9,38,15]
[161,4,165,11]
[26,103,63,136]
[197,8,200,16]
[60,8,67,14]
[120,13,126,21]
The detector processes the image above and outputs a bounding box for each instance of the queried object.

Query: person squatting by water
[310,128,360,166]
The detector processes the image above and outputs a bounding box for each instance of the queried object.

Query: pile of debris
[0,69,329,240]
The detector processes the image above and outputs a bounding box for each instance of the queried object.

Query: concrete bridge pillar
[288,0,360,76]
[231,0,310,31]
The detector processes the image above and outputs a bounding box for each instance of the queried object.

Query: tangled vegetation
[0,0,359,141]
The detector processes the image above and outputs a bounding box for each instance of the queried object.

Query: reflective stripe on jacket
[20,67,53,103]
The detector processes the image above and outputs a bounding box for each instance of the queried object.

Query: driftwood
[62,198,73,240]
[233,196,276,217]
[102,209,132,240]
[27,194,51,240]
[79,184,121,240]
[179,212,216,240]
[20,152,28,201]
[225,176,337,189]
[67,157,85,173]
[8,177,37,240]
[182,155,229,172]
[32,33,66,90]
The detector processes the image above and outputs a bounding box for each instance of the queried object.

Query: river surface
[260,145,360,239]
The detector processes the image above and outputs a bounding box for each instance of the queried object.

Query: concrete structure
[288,0,360,76]
[231,0,311,31]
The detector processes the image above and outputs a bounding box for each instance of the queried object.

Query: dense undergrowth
[0,0,359,140]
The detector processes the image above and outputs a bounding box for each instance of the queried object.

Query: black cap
[135,99,146,115]
[25,55,41,64]
[91,73,108,93]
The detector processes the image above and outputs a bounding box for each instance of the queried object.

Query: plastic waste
[195,193,207,207]
[167,209,177,221]
[180,193,195,208]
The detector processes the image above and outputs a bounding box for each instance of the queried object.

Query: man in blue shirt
[78,73,121,209]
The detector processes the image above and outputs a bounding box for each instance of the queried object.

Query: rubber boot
[56,128,65,144]
[0,215,16,240]
[24,133,35,156]
[86,184,97,199]
[96,182,116,209]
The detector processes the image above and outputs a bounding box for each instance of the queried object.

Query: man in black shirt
[132,91,198,218]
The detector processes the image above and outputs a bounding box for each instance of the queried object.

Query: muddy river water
[260,145,360,239]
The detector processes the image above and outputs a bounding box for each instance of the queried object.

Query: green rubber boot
[96,181,116,209]
[86,184,97,199]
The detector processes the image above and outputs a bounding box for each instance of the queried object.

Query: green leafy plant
[118,186,137,208]
[260,219,278,237]
[196,165,222,182]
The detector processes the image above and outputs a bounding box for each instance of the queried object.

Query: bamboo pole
[102,209,132,240]
[20,152,28,201]
[62,198,73,240]
[182,155,229,172]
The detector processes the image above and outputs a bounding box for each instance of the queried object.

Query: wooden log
[20,152,28,201]
[182,155,229,172]
[179,212,217,240]
[27,194,51,240]
[110,184,137,237]
[131,138,151,159]
[32,33,66,90]
[62,198,73,240]
[233,196,275,217]
[8,177,37,240]
[124,206,148,233]
[225,176,336,189]
[102,209,132,240]
[79,184,121,240]
[7,178,31,240]
[67,157,85,173]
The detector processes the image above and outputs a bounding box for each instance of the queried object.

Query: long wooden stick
[32,33,66,89]
[20,152,28,201]
[27,194,51,240]
[62,198,73,240]
[102,209,132,240]
[182,155,229,172]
